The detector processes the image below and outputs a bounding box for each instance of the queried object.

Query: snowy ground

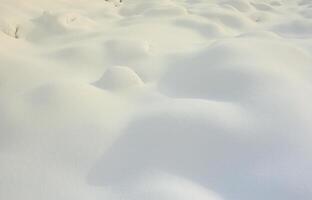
[1,0,312,199]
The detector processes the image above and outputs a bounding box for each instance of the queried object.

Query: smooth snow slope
[1,0,312,199]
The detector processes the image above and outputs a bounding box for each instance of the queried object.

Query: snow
[1,0,312,200]
[94,66,144,90]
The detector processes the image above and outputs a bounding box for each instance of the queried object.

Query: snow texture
[1,0,312,200]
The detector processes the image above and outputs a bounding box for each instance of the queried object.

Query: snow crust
[1,0,312,200]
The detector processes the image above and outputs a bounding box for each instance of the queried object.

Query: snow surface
[1,0,312,199]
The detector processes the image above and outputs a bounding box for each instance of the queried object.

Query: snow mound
[130,172,223,200]
[160,37,312,101]
[220,0,252,12]
[94,66,144,90]
[28,11,97,41]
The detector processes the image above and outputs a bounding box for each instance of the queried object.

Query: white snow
[1,0,312,200]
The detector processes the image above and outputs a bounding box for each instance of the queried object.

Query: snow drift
[1,0,312,200]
